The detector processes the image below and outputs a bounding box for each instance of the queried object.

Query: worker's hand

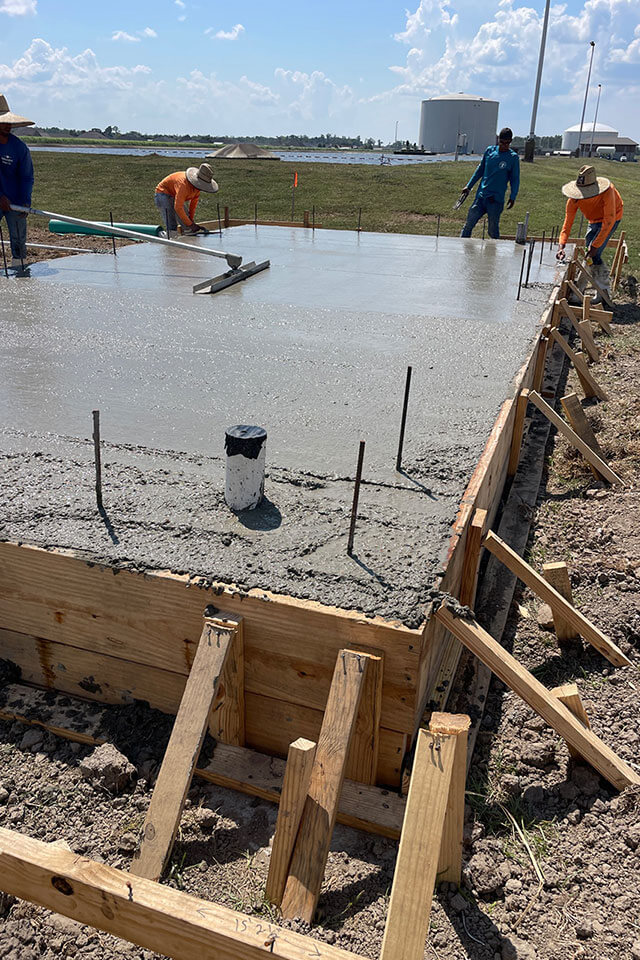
[506,198,515,210]
[460,187,470,198]
[182,223,199,235]
[556,244,566,262]
[0,195,10,212]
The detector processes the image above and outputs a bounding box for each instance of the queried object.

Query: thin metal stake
[396,365,413,471]
[254,203,258,227]
[109,212,117,256]
[92,410,103,511]
[357,207,362,233]
[516,248,527,300]
[312,205,315,231]
[482,219,485,240]
[217,202,222,237]
[346,440,366,556]
[0,224,8,278]
[436,214,441,238]
[539,229,545,264]
[525,239,536,287]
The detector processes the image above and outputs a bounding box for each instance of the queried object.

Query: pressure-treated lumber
[459,509,488,607]
[542,562,579,643]
[280,650,369,923]
[430,712,470,883]
[550,682,591,760]
[265,738,316,907]
[206,612,245,746]
[507,390,530,478]
[380,727,456,960]
[0,828,359,960]
[560,392,606,481]
[131,620,236,881]
[483,530,631,667]
[529,391,623,487]
[344,648,383,785]
[549,329,608,401]
[434,603,639,790]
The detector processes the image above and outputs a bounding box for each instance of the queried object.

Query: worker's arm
[19,144,34,208]
[557,198,578,258]
[590,187,616,256]
[461,149,487,196]
[173,179,196,227]
[506,154,519,209]
[188,195,200,224]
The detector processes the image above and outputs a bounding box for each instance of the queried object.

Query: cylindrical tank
[561,122,618,154]
[419,95,499,154]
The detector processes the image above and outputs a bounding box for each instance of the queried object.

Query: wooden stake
[430,713,470,883]
[575,259,612,307]
[344,649,383,785]
[507,389,530,477]
[542,562,580,643]
[206,612,245,746]
[549,329,608,401]
[92,410,103,511]
[459,508,488,607]
[483,530,630,666]
[224,206,230,228]
[577,319,600,363]
[265,738,316,907]
[560,392,606,480]
[434,603,639,791]
[532,337,549,394]
[550,683,592,760]
[529,390,622,486]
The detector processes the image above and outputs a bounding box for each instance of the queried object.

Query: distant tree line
[511,135,563,150]
[31,126,386,148]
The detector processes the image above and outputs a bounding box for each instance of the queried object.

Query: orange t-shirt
[155,172,200,226]
[559,185,623,246]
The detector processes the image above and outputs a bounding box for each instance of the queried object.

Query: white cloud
[0,38,151,93]
[112,31,140,43]
[274,69,355,122]
[214,23,245,40]
[174,0,185,6]
[141,27,157,38]
[0,0,36,13]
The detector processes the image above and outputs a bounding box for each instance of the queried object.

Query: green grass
[30,152,640,272]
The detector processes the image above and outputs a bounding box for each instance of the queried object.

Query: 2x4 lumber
[280,650,369,923]
[265,738,316,907]
[459,508,488,607]
[344,648,383,785]
[379,727,457,960]
[550,329,608,401]
[529,390,623,486]
[131,619,236,881]
[610,230,626,280]
[550,682,592,760]
[0,828,360,960]
[507,390,530,478]
[576,259,612,307]
[560,392,605,481]
[483,530,631,667]
[206,612,245,746]
[566,280,612,332]
[557,298,599,363]
[542,562,579,643]
[434,603,639,791]
[532,337,549,394]
[429,712,470,884]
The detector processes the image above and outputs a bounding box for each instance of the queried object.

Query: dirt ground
[2,220,136,265]
[1,277,639,960]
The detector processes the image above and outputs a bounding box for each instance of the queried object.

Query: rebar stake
[217,202,222,237]
[254,203,258,227]
[357,207,362,233]
[312,205,315,231]
[540,230,545,264]
[0,224,8,278]
[92,410,103,511]
[436,214,441,238]
[347,441,366,556]
[516,248,527,300]
[525,239,536,287]
[396,365,413,472]
[109,212,117,256]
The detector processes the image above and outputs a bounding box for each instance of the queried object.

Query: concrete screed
[0,226,558,626]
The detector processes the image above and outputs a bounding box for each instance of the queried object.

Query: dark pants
[0,209,28,260]
[585,218,621,264]
[460,195,504,239]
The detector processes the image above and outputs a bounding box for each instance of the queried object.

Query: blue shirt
[0,133,34,207]
[465,145,519,205]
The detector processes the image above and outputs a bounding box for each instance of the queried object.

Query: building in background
[561,122,637,159]
[418,94,499,155]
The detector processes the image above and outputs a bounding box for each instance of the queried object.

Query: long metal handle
[10,205,242,269]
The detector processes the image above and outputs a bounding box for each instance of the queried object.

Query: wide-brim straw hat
[562,164,610,199]
[0,93,34,128]
[186,162,218,193]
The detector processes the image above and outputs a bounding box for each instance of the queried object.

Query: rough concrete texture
[0,227,558,626]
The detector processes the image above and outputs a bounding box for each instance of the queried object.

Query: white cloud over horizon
[214,24,245,40]
[0,0,36,14]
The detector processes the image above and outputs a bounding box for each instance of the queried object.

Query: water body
[29,145,481,166]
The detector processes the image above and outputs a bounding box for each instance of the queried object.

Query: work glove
[182,224,199,235]
[506,198,515,210]
[556,245,566,262]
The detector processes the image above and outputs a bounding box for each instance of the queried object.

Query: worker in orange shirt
[154,162,218,236]
[556,165,623,298]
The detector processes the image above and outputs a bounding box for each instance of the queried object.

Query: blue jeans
[0,208,28,260]
[585,218,621,264]
[460,195,504,239]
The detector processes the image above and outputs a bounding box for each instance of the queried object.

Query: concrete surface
[0,227,558,625]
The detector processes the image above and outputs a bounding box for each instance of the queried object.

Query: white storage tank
[561,122,618,154]
[419,94,499,154]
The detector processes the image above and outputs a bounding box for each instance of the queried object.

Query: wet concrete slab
[0,227,559,624]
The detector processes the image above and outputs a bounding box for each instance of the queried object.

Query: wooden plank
[379,728,456,960]
[483,530,631,667]
[0,827,359,960]
[131,621,236,881]
[429,713,470,884]
[459,508,488,607]
[265,738,316,907]
[280,650,368,923]
[344,649,383,785]
[532,336,548,393]
[507,390,530,477]
[575,259,613,309]
[550,682,591,760]
[549,329,608,401]
[434,603,639,791]
[560,392,606,481]
[542,562,579,643]
[529,390,623,486]
[578,319,600,363]
[206,613,245,746]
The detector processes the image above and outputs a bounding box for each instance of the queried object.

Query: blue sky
[1,0,639,141]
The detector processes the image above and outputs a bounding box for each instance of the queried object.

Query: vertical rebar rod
[436,214,441,238]
[482,219,485,240]
[347,441,366,556]
[109,212,117,256]
[217,202,222,237]
[254,203,258,227]
[92,410,103,511]
[0,224,8,278]
[540,229,545,263]
[525,239,536,287]
[395,365,413,472]
[312,205,315,231]
[516,248,527,300]
[357,207,362,232]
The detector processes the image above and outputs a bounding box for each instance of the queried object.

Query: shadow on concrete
[349,553,394,591]
[234,497,282,531]
[396,468,437,499]
[99,505,120,545]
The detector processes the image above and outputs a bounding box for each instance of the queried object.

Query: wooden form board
[0,827,360,960]
[549,329,608,401]
[542,563,579,643]
[551,682,592,760]
[560,392,606,481]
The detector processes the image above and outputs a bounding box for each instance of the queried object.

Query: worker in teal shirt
[459,127,519,240]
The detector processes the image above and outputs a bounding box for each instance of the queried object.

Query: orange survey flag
[293,172,298,187]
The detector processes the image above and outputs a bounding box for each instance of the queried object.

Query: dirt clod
[79,743,136,794]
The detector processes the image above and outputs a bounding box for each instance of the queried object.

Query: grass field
[31,152,639,272]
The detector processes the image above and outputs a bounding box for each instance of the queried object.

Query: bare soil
[14,220,135,263]
[1,278,639,960]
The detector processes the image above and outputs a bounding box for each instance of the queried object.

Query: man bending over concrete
[154,163,218,235]
[459,127,519,240]
[0,94,34,270]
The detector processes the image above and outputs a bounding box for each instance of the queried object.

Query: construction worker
[0,94,35,270]
[459,127,519,240]
[556,165,623,299]
[154,163,218,235]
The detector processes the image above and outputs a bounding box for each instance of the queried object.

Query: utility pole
[577,41,596,159]
[394,120,399,147]
[524,0,551,163]
[588,83,602,157]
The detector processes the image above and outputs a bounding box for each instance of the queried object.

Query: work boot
[10,257,26,270]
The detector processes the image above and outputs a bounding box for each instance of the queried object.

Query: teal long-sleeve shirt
[465,145,520,204]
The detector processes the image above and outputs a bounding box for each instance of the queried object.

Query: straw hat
[0,93,34,128]
[562,165,610,200]
[185,162,218,193]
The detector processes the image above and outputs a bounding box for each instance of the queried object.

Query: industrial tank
[419,94,499,154]
[561,122,618,154]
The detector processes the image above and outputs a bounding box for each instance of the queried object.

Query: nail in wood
[109,212,117,256]
[347,441,366,556]
[92,410,103,510]
[396,365,413,472]
[516,248,527,300]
